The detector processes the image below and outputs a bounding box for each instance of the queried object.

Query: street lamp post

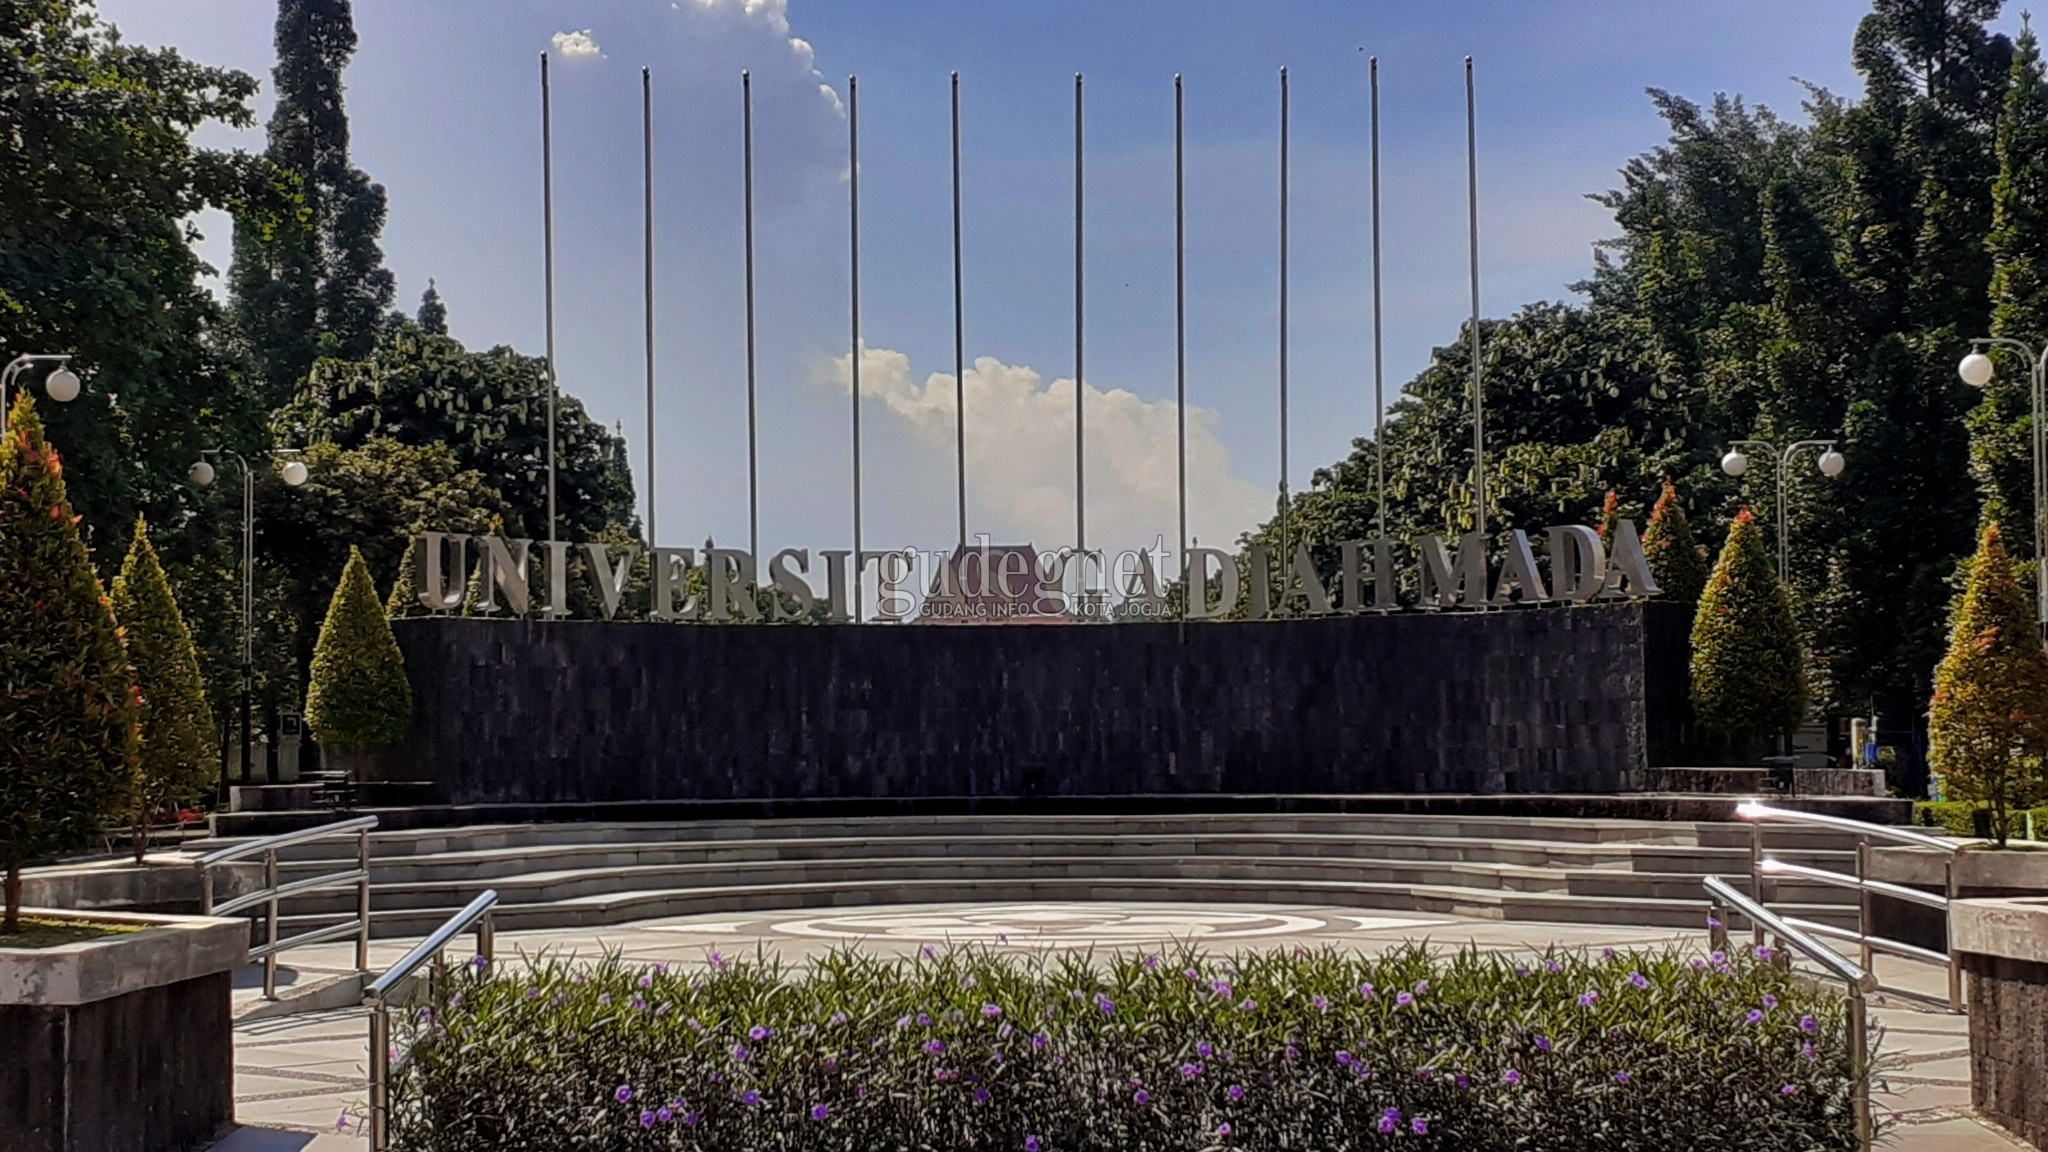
[1,354,82,432]
[1720,438,1848,587]
[190,449,309,793]
[1959,341,2048,636]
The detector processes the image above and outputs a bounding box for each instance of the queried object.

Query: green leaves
[1690,510,1808,740]
[304,544,411,749]
[112,514,215,845]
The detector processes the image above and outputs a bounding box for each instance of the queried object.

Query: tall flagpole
[1465,56,1485,537]
[541,52,559,546]
[1371,56,1386,543]
[1278,66,1291,567]
[642,66,657,548]
[1073,72,1086,557]
[1175,73,1188,629]
[951,71,967,548]
[743,70,761,567]
[848,74,864,621]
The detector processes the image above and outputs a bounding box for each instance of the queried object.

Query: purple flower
[656,1107,673,1122]
[1455,1074,1469,1090]
[918,1013,933,1026]
[856,1085,869,1097]
[742,1090,761,1107]
[831,1011,848,1025]
[1578,991,1600,1008]
[1613,1071,1631,1084]
[1800,1014,1818,1033]
[1133,1089,1150,1105]
[1182,1062,1204,1079]
[1756,946,1775,961]
[1336,1050,1355,1066]
[1227,1083,1245,1101]
[335,1112,349,1133]
[638,974,652,988]
[1802,1040,1817,1061]
[708,950,727,969]
[1710,951,1727,965]
[897,1015,913,1029]
[733,1044,750,1061]
[1396,991,1415,1007]
[639,1111,655,1128]
[983,1003,1002,1018]
[924,1039,947,1055]
[1358,982,1375,998]
[1707,914,1724,929]
[1746,1009,1765,1025]
[921,944,937,959]
[1238,998,1258,1013]
[1031,1032,1049,1049]
[615,1085,634,1103]
[597,993,611,1006]
[1602,948,1616,960]
[1025,1138,1043,1152]
[1780,1083,1798,1096]
[1096,994,1115,1016]
[1312,995,1329,1011]
[1145,954,1160,969]
[1197,1040,1214,1058]
[1504,1069,1523,1084]
[1515,964,1530,977]
[750,1025,774,1041]
[974,1087,991,1105]
[1184,967,1201,981]
[1630,972,1650,990]
[1415,980,1430,994]
[811,1103,830,1120]
[1217,1122,1233,1137]
[1763,994,1779,1009]
[1379,1107,1401,1134]
[1546,959,1562,973]
[682,1111,700,1126]
[1412,1117,1430,1135]
[1211,980,1234,998]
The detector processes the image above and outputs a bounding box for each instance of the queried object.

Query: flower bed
[389,942,1864,1151]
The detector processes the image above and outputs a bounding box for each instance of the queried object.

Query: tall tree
[1642,480,1710,604]
[304,546,411,750]
[0,396,137,931]
[416,279,448,337]
[113,517,215,862]
[230,0,396,403]
[1929,522,2048,844]
[1691,509,1808,743]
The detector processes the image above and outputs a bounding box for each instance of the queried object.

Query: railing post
[356,826,372,974]
[476,911,495,965]
[1848,982,1871,1151]
[368,999,390,1151]
[1946,854,1963,1014]
[263,849,279,1000]
[1857,837,1873,972]
[1709,899,1729,953]
[200,864,215,916]
[1750,817,1766,948]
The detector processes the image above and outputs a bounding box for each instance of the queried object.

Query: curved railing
[195,814,379,1000]
[363,889,498,1151]
[1734,800,1965,1012]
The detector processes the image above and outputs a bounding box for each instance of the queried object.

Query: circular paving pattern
[768,902,1339,948]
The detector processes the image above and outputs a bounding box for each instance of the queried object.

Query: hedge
[385,941,1865,1152]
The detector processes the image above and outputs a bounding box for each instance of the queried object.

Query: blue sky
[100,0,1948,564]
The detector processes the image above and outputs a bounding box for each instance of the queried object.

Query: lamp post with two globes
[0,354,82,431]
[1720,438,1848,588]
[189,448,310,790]
[1958,342,2047,636]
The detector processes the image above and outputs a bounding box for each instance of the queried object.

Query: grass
[0,916,148,949]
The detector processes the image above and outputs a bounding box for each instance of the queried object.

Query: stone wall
[390,602,1652,805]
[1966,951,2048,1148]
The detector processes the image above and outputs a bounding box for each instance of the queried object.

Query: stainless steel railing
[1734,800,1966,1012]
[363,889,498,1152]
[1704,874,1876,1150]
[196,814,379,999]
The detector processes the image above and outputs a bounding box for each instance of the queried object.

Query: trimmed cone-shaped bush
[1642,479,1709,604]
[113,516,216,860]
[1929,523,2048,845]
[1690,509,1806,742]
[386,534,428,618]
[306,546,414,749]
[0,395,138,931]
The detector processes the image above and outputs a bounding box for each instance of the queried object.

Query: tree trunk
[3,861,20,934]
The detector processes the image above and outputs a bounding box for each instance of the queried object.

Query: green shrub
[1691,508,1806,742]
[112,516,216,859]
[0,395,138,932]
[305,546,413,748]
[1641,479,1708,604]
[389,942,1865,1152]
[1914,799,2048,840]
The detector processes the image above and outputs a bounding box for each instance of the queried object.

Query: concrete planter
[0,909,247,1152]
[1954,897,2048,1150]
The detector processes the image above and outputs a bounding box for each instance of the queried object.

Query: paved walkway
[208,902,2027,1151]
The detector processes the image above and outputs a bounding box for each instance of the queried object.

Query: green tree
[1929,522,2048,844]
[1642,479,1710,604]
[386,534,426,618]
[230,0,396,403]
[416,279,449,337]
[0,396,137,931]
[305,546,411,749]
[112,516,215,862]
[1691,509,1807,743]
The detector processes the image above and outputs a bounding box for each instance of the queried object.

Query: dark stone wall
[391,603,1651,805]
[1967,951,2048,1149]
[0,971,233,1152]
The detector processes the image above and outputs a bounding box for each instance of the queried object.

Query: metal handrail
[1736,800,1966,1011]
[196,815,378,1000]
[1704,875,1873,1151]
[364,890,498,1152]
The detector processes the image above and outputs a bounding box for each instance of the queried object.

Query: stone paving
[207,902,2027,1151]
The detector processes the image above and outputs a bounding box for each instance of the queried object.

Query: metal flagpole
[952,71,967,548]
[1073,72,1086,557]
[1278,66,1291,568]
[1176,73,1188,632]
[1370,56,1386,543]
[642,67,657,548]
[542,52,559,546]
[743,70,761,567]
[1465,56,1484,537]
[849,74,864,621]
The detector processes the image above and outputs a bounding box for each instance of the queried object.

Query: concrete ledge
[0,909,248,1006]
[1953,896,2048,966]
[232,970,364,1023]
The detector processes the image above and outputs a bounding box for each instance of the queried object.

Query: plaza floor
[207,901,2025,1151]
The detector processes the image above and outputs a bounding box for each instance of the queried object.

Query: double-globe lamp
[187,457,308,489]
[1720,446,1846,480]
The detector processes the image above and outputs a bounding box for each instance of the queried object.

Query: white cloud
[551,29,601,58]
[828,346,1272,555]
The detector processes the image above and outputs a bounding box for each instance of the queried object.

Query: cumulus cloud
[551,29,601,58]
[828,346,1272,556]
[678,0,843,117]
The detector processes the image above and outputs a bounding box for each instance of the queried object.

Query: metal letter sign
[409,519,1656,624]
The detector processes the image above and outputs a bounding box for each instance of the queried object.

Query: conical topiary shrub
[1929,523,2048,845]
[1642,479,1709,604]
[1690,508,1806,745]
[386,533,428,618]
[113,516,216,862]
[306,547,414,761]
[0,394,138,931]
